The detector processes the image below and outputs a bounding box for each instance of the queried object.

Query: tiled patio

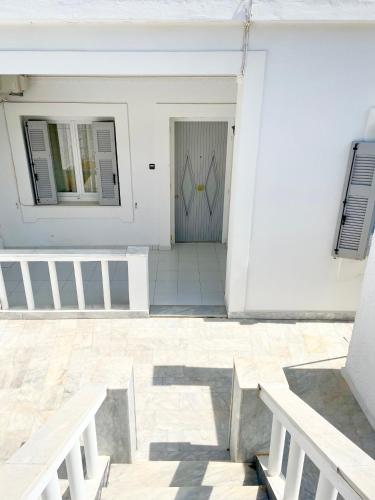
[0,243,226,309]
[0,316,373,481]
[150,243,226,306]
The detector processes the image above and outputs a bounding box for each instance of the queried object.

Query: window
[24,118,120,206]
[333,141,375,260]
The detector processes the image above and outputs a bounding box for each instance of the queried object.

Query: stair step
[107,461,258,488]
[102,485,268,500]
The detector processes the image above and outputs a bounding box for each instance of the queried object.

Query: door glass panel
[48,123,77,192]
[77,124,97,193]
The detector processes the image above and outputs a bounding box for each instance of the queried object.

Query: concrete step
[106,461,258,488]
[102,485,268,500]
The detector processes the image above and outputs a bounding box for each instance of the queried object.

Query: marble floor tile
[0,314,367,487]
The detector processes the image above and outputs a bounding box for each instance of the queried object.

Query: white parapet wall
[0,247,150,318]
[230,357,288,462]
[344,237,375,430]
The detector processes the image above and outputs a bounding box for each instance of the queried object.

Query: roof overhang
[1,0,375,24]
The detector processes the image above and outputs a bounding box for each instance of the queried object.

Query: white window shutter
[333,142,375,259]
[25,121,57,205]
[92,122,120,206]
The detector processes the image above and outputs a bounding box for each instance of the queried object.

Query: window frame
[25,116,114,205]
[4,102,133,222]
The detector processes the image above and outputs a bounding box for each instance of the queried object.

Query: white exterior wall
[344,237,375,428]
[0,76,236,248]
[240,23,375,314]
[0,22,375,312]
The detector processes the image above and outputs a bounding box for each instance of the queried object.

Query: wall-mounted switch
[149,163,156,170]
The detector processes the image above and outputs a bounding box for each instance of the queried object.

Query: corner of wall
[341,366,375,431]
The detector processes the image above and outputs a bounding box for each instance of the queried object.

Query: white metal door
[175,121,228,242]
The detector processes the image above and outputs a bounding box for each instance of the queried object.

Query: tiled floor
[150,243,226,306]
[0,243,226,309]
[0,318,371,499]
[0,317,372,470]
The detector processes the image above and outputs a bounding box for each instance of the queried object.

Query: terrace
[0,316,374,499]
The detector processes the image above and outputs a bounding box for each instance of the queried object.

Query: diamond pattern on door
[175,121,228,242]
[205,153,219,216]
[181,154,195,216]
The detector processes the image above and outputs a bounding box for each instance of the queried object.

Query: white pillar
[73,261,85,310]
[127,247,149,313]
[41,472,61,500]
[315,474,337,500]
[225,52,266,316]
[65,441,86,500]
[48,261,61,310]
[268,417,286,476]
[344,236,375,428]
[82,419,99,479]
[0,264,9,310]
[283,438,305,500]
[20,261,35,310]
[101,260,111,310]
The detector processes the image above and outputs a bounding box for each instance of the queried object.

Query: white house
[1,1,375,319]
[2,2,375,500]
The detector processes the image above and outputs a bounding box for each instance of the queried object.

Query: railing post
[73,261,85,310]
[48,261,61,310]
[20,261,35,310]
[268,416,286,476]
[65,441,86,500]
[82,419,99,479]
[41,471,62,500]
[0,264,9,310]
[101,260,111,310]
[127,247,149,313]
[315,473,338,500]
[283,438,305,500]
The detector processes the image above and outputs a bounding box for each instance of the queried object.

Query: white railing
[0,246,149,316]
[0,385,108,500]
[259,383,375,500]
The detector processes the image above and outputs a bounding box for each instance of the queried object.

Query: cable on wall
[240,0,252,75]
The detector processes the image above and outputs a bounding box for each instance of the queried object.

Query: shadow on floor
[203,318,353,326]
[151,366,232,461]
[281,365,375,500]
[149,443,230,462]
[285,366,375,459]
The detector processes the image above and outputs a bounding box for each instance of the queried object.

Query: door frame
[170,117,235,245]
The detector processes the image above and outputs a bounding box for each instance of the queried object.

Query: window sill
[56,201,102,207]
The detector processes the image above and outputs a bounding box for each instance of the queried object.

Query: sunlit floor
[0,317,372,498]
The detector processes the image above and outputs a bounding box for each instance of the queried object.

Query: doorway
[174,121,230,242]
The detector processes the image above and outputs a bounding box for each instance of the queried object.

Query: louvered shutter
[92,122,120,206]
[333,142,375,259]
[25,121,57,205]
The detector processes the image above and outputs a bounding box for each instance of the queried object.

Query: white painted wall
[344,237,375,428]
[239,23,375,314]
[0,77,236,248]
[1,21,374,313]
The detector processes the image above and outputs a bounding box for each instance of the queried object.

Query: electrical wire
[240,1,252,76]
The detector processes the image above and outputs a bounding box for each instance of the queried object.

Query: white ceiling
[1,0,375,22]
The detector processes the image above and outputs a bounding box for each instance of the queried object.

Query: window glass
[48,123,77,193]
[77,124,97,193]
